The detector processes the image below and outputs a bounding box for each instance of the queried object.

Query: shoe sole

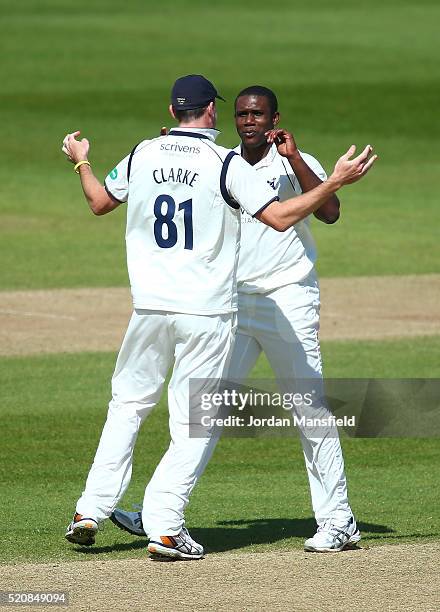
[65,525,97,546]
[304,533,361,553]
[109,513,146,537]
[147,542,203,560]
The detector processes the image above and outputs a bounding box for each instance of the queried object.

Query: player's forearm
[313,198,340,224]
[257,175,342,231]
[77,164,120,215]
[258,143,377,230]
[287,151,323,191]
[287,152,340,224]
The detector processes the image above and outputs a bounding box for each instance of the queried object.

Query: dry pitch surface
[1,275,439,611]
[1,275,439,357]
[1,543,439,612]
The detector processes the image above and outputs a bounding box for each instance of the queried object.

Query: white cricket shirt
[105,128,278,315]
[235,144,327,293]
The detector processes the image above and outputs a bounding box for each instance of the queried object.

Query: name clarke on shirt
[153,167,199,187]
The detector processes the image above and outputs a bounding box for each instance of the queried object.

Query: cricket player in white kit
[62,75,376,559]
[230,86,359,552]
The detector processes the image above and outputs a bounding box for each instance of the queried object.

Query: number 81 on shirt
[153,194,193,250]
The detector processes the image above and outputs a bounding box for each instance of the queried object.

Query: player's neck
[241,142,271,166]
[179,122,211,129]
[178,118,216,129]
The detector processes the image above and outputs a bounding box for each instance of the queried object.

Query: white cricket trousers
[76,309,234,539]
[228,272,352,525]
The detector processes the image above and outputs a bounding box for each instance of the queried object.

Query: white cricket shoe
[110,508,146,537]
[148,527,204,560]
[65,513,98,546]
[304,516,361,552]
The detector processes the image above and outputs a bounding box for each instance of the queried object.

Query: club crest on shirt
[267,177,280,190]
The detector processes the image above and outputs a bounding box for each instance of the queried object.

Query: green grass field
[1,0,439,288]
[1,342,439,564]
[0,0,439,566]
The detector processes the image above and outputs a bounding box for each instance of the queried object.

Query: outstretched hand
[265,129,298,158]
[62,131,90,164]
[332,145,378,186]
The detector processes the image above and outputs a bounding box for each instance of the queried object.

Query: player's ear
[273,112,280,127]
[169,104,177,120]
[207,101,217,125]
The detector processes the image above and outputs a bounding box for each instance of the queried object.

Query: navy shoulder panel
[127,142,141,181]
[220,151,239,209]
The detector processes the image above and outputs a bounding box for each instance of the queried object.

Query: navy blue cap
[171,74,226,111]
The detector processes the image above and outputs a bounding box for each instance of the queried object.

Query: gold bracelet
[74,160,91,174]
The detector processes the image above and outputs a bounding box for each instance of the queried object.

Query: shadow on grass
[196,518,395,553]
[74,517,398,555]
[74,539,147,554]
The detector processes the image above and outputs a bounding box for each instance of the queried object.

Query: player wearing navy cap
[171,74,226,109]
[62,75,376,559]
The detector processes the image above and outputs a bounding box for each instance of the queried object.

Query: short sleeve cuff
[252,196,280,217]
[104,182,127,204]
